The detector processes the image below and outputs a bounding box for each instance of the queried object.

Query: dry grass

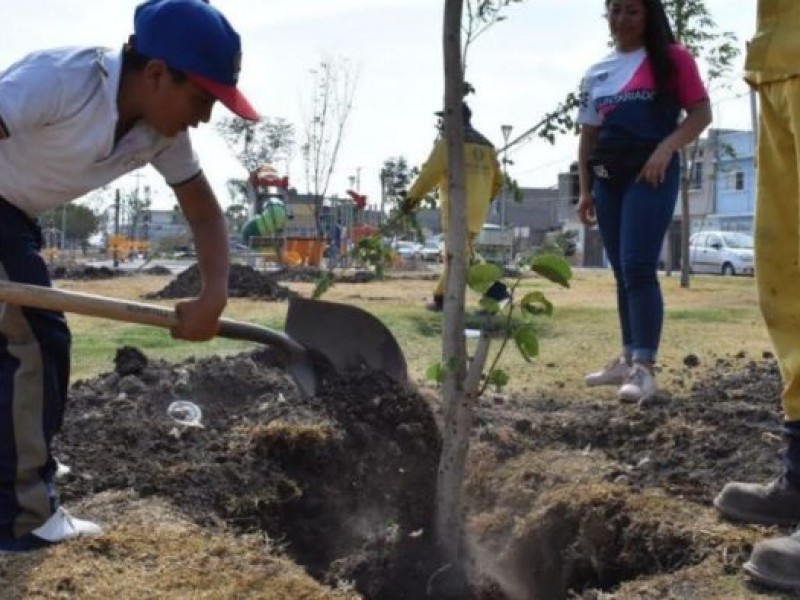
[60,269,768,399]
[0,491,358,600]
[2,269,778,598]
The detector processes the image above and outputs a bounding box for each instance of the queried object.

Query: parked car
[421,238,443,262]
[392,240,423,260]
[688,231,754,276]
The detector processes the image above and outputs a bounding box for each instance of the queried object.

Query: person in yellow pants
[403,103,503,311]
[713,1,800,590]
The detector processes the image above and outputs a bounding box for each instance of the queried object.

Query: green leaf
[513,324,539,362]
[467,263,504,294]
[486,369,510,389]
[312,271,335,299]
[520,291,553,316]
[530,253,572,288]
[478,297,501,315]
[426,362,447,384]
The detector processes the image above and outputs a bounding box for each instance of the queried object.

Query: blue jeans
[0,198,71,545]
[593,157,679,363]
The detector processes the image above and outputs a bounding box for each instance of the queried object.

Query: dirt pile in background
[144,263,295,300]
[50,263,173,280]
[50,264,125,280]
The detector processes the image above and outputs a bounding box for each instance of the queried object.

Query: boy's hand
[171,295,226,341]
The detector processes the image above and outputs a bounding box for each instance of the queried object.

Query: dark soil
[270,266,378,284]
[50,264,126,280]
[144,263,296,300]
[56,347,448,599]
[475,354,784,505]
[50,263,173,280]
[51,346,791,599]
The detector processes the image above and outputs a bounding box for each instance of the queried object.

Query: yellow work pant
[434,232,478,299]
[756,77,800,421]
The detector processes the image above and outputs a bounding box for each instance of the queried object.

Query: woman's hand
[577,193,597,226]
[638,142,675,187]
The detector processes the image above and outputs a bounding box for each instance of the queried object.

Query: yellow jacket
[745,0,800,86]
[407,127,503,235]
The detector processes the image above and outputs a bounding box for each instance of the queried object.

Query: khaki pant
[756,77,800,421]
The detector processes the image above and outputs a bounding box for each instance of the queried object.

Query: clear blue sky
[0,1,756,210]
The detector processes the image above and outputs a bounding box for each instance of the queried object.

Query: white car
[420,239,443,262]
[688,231,754,276]
[392,240,423,260]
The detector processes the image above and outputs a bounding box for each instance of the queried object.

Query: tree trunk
[436,0,470,566]
[679,148,691,288]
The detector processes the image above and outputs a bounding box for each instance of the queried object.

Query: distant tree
[39,203,101,247]
[216,117,296,223]
[224,203,249,235]
[215,116,295,175]
[380,156,421,214]
[120,187,151,242]
[300,55,359,236]
[665,0,739,287]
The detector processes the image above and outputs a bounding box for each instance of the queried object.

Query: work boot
[0,507,102,553]
[584,356,630,387]
[714,476,800,526]
[743,530,800,590]
[617,363,655,403]
[425,295,444,312]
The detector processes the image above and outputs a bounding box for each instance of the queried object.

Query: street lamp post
[500,124,513,263]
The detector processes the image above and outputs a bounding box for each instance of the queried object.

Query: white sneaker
[31,507,102,543]
[617,364,656,403]
[585,357,631,387]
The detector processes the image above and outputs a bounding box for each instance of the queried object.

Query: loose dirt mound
[54,347,446,599]
[461,353,789,598]
[144,263,295,300]
[6,349,794,599]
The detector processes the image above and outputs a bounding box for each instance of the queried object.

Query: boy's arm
[171,172,229,341]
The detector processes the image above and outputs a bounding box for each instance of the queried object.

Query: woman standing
[577,0,712,403]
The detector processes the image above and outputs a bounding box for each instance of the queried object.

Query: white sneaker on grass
[0,507,102,553]
[585,357,631,387]
[617,364,656,403]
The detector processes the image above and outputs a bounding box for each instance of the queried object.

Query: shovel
[0,280,408,398]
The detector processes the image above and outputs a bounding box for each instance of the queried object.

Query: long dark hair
[608,0,677,105]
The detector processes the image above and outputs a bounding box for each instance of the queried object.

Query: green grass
[62,270,772,397]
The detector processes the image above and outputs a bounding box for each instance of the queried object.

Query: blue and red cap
[134,0,259,121]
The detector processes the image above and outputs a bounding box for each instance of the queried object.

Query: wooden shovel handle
[0,280,305,355]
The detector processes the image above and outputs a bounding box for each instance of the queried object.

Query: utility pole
[500,124,513,264]
[60,205,67,250]
[113,189,121,268]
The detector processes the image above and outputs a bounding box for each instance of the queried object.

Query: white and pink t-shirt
[578,44,708,144]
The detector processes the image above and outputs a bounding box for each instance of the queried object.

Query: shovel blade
[286,297,408,385]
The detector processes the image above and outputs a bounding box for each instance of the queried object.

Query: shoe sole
[585,378,625,387]
[744,561,800,590]
[713,497,800,527]
[618,390,656,404]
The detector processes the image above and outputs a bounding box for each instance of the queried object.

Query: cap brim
[187,73,260,122]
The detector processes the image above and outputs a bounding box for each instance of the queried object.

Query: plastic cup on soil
[167,400,203,427]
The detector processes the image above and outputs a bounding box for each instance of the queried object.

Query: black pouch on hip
[589,140,659,189]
